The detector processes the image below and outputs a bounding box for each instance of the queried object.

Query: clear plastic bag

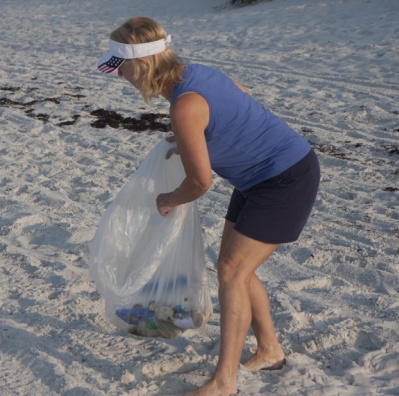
[89,139,213,338]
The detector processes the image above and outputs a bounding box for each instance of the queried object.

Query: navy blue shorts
[225,149,320,244]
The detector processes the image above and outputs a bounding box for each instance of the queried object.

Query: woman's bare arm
[156,93,212,215]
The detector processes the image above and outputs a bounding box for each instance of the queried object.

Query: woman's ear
[137,58,148,67]
[136,58,149,75]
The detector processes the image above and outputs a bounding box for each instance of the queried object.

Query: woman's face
[118,60,140,88]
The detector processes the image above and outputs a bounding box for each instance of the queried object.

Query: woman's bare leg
[220,221,285,370]
[184,223,280,396]
[244,274,285,370]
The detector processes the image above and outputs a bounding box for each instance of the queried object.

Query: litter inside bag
[89,139,213,338]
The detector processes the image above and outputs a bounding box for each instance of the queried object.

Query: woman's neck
[161,83,175,102]
[161,65,185,103]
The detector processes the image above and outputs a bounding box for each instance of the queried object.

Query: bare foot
[244,347,286,371]
[184,379,238,396]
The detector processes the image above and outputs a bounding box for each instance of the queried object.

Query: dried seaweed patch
[90,109,171,132]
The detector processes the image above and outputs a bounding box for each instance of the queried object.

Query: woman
[97,16,320,396]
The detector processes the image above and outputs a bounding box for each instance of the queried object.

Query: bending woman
[97,16,320,396]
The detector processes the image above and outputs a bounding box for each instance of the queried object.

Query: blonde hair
[110,17,183,103]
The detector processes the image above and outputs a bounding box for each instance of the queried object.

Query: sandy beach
[1,0,398,394]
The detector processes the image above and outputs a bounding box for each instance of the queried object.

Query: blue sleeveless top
[171,64,311,191]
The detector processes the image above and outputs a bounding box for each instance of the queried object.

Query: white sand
[1,0,398,394]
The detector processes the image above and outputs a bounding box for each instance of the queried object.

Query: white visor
[97,34,171,74]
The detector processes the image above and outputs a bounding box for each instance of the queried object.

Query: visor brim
[97,52,125,74]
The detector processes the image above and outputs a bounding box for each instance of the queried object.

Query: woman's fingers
[156,193,176,216]
[165,135,179,159]
[165,135,176,143]
[165,146,179,159]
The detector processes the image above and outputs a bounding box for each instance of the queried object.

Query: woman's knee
[217,254,250,286]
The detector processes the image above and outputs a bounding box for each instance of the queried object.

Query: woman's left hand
[156,193,176,216]
[165,135,179,159]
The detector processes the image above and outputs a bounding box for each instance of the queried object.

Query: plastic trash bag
[89,139,213,338]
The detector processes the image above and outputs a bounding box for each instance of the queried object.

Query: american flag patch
[98,56,124,74]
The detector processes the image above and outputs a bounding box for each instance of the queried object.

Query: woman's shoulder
[185,63,222,76]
